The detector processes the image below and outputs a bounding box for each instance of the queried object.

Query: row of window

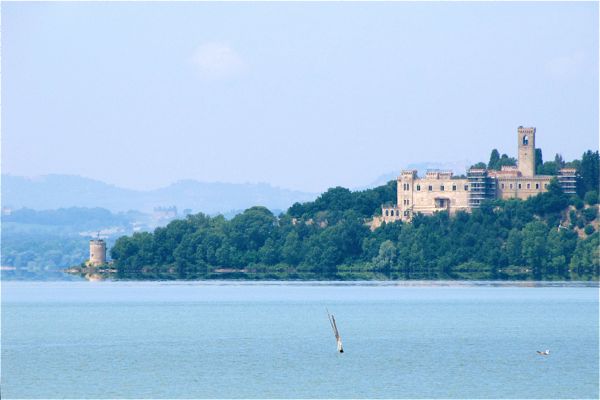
[500,182,548,190]
[405,184,469,192]
[404,182,550,192]
[384,209,410,217]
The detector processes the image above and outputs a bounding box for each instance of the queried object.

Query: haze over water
[2,281,598,399]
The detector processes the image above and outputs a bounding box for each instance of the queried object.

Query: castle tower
[89,239,106,267]
[398,170,417,220]
[517,126,536,177]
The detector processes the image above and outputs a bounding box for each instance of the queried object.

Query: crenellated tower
[517,126,536,177]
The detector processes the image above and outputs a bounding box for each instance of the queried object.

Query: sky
[2,2,598,193]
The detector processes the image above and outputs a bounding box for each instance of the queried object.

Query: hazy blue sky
[2,2,598,192]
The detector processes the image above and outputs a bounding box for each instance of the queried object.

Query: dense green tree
[535,153,567,176]
[555,154,565,168]
[582,207,598,223]
[545,228,577,278]
[488,149,500,170]
[109,150,598,281]
[259,238,280,265]
[471,162,487,169]
[569,233,600,279]
[505,229,523,266]
[578,150,599,197]
[521,221,548,280]
[372,240,397,276]
[535,148,544,175]
[281,231,303,266]
[498,154,517,168]
[584,191,598,206]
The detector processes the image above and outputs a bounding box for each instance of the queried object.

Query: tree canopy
[110,150,599,281]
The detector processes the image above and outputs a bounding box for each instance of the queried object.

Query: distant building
[88,239,107,267]
[153,206,177,220]
[183,208,193,216]
[1,206,13,216]
[375,126,576,227]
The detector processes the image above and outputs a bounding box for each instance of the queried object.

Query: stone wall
[517,126,536,177]
[89,239,107,266]
[397,170,470,221]
[496,176,552,200]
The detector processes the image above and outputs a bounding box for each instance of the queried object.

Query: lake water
[1,281,598,399]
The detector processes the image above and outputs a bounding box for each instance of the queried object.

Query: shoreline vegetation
[70,150,599,282]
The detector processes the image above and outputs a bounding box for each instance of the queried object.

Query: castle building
[89,239,107,267]
[377,126,575,226]
[153,206,178,220]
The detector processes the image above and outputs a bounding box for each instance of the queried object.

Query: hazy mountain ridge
[356,160,473,189]
[1,174,317,214]
[2,163,471,213]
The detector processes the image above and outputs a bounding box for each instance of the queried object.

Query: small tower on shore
[89,237,107,267]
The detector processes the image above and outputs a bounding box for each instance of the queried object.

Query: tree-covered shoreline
[109,151,599,281]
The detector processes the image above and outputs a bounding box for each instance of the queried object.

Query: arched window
[523,135,529,145]
[385,210,389,216]
[396,210,400,216]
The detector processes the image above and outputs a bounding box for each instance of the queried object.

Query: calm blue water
[2,281,598,399]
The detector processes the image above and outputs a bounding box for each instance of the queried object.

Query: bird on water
[536,350,550,356]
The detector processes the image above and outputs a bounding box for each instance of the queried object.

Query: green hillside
[109,151,599,281]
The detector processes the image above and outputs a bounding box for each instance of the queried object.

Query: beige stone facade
[494,176,551,199]
[517,126,536,177]
[89,239,107,266]
[376,126,570,225]
[382,170,470,222]
[487,165,552,200]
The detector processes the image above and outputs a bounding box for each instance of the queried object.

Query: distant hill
[357,160,472,189]
[1,174,317,214]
